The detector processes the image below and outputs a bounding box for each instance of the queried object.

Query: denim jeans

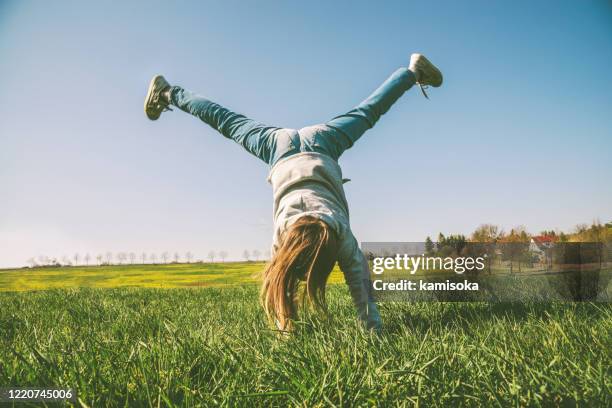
[169,68,416,166]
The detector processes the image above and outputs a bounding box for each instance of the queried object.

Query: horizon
[4,220,609,270]
[2,0,611,268]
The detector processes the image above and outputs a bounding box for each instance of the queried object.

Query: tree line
[23,221,610,269]
[424,220,611,273]
[26,249,271,268]
[426,220,611,250]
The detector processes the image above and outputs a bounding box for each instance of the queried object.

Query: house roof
[532,235,557,244]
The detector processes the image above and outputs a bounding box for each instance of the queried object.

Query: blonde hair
[260,215,338,331]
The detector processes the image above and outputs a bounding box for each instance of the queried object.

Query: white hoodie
[268,151,381,329]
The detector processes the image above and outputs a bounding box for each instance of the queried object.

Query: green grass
[0,265,610,406]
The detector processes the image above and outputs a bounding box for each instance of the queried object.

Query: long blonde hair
[261,215,338,330]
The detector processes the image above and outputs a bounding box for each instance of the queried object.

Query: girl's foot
[408,54,443,98]
[144,75,172,120]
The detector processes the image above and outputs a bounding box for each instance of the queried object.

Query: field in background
[0,262,345,292]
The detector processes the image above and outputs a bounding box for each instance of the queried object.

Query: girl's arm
[338,234,382,330]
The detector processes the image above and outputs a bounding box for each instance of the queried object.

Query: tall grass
[1,286,610,406]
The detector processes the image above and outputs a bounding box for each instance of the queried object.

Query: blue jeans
[169,68,416,166]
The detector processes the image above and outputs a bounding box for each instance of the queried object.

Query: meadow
[0,262,333,292]
[0,264,610,406]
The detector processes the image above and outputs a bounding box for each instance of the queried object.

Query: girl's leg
[308,68,416,160]
[169,87,283,165]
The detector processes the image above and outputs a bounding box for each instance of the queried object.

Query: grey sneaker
[408,54,443,99]
[144,75,172,120]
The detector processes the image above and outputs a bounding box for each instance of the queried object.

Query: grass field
[0,264,610,406]
[0,262,344,292]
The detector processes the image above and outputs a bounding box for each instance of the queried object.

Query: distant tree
[117,252,127,265]
[243,250,250,261]
[141,252,147,264]
[500,226,530,273]
[470,224,502,243]
[574,223,589,235]
[173,252,180,263]
[425,236,435,255]
[84,253,91,266]
[252,249,261,261]
[105,252,113,265]
[161,252,169,264]
[150,253,157,264]
[468,224,504,272]
[453,235,467,255]
[96,254,103,265]
[73,253,80,266]
[219,251,228,262]
[437,234,467,256]
[129,252,136,264]
[208,250,216,263]
[185,251,193,264]
[539,229,557,238]
[572,220,610,243]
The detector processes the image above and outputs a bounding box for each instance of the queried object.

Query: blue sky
[1,0,611,267]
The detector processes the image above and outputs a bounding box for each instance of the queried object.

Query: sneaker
[409,54,443,98]
[144,75,172,120]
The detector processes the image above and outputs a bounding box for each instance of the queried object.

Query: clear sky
[1,0,611,268]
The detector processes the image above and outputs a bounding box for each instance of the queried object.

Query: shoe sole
[144,75,164,120]
[420,55,443,87]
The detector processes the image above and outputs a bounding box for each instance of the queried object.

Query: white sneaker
[409,53,443,98]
